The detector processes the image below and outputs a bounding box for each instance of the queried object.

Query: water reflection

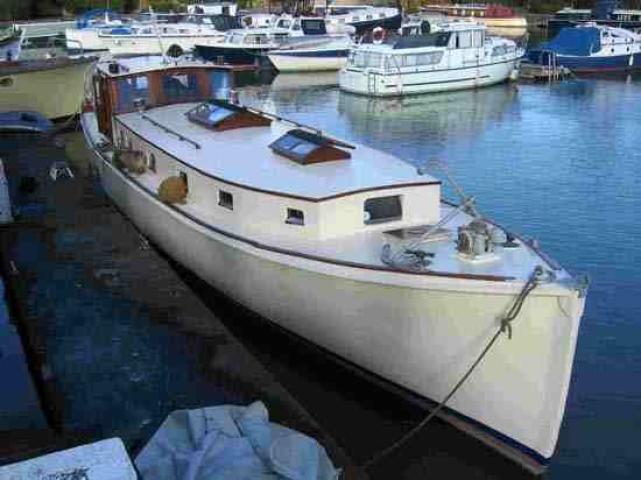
[337,84,519,163]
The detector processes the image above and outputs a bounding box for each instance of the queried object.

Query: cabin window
[364,196,402,225]
[472,30,484,47]
[179,171,189,192]
[116,75,150,113]
[286,208,305,226]
[147,152,156,172]
[350,51,383,69]
[218,190,233,210]
[458,31,473,49]
[161,72,199,102]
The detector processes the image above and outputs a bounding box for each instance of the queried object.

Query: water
[230,74,641,478]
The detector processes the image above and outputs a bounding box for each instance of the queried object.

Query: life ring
[372,27,386,45]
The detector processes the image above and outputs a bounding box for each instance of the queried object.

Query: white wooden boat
[339,21,523,97]
[81,56,587,474]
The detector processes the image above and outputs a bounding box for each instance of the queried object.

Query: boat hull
[82,114,584,471]
[528,50,641,72]
[65,28,106,52]
[268,49,349,72]
[195,44,271,66]
[102,35,224,56]
[339,57,520,97]
[0,59,94,120]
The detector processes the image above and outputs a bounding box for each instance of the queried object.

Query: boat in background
[312,4,402,35]
[65,8,130,52]
[0,55,96,120]
[0,111,53,134]
[547,4,641,36]
[420,3,527,29]
[340,21,522,96]
[98,16,240,57]
[268,36,352,72]
[0,26,23,62]
[526,23,641,73]
[80,54,586,474]
[187,1,238,16]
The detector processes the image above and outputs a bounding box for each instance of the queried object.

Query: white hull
[340,57,520,97]
[101,35,224,56]
[268,53,347,72]
[66,28,106,51]
[82,113,584,469]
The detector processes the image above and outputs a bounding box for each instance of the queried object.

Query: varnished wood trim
[115,118,442,203]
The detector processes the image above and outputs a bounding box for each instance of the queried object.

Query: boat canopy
[537,27,601,56]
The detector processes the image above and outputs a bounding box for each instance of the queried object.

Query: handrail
[141,113,201,149]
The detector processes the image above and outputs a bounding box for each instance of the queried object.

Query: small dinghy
[0,111,53,134]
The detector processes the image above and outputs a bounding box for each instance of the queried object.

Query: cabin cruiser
[187,1,237,16]
[527,23,641,73]
[98,16,239,57]
[81,55,586,474]
[547,5,641,36]
[267,35,352,72]
[0,26,23,61]
[312,4,402,35]
[65,9,130,52]
[195,17,349,66]
[420,3,527,29]
[339,21,522,96]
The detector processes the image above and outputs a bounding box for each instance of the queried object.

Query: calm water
[233,74,641,478]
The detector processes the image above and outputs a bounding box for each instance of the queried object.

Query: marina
[1,0,641,479]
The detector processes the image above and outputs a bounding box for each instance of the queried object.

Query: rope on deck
[359,265,546,473]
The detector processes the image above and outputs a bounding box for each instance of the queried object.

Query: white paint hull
[1,61,93,119]
[101,35,224,56]
[339,57,520,97]
[268,53,348,72]
[83,115,584,470]
[66,28,106,52]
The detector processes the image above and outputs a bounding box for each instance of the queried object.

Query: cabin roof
[96,55,237,78]
[116,102,437,201]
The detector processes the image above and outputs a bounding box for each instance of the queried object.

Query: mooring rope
[358,265,545,473]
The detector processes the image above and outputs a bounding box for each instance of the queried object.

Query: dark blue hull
[269,49,349,58]
[527,50,641,72]
[351,13,402,36]
[194,44,271,66]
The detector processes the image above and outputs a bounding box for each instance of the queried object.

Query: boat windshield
[349,50,384,69]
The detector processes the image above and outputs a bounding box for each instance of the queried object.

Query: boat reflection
[337,84,519,160]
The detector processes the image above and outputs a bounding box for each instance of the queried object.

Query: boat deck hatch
[186,100,271,132]
[269,129,352,165]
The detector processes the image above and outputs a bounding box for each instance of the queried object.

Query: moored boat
[80,55,587,473]
[526,23,641,73]
[268,36,352,72]
[0,56,96,120]
[420,3,527,29]
[339,21,522,97]
[0,26,23,62]
[313,3,402,35]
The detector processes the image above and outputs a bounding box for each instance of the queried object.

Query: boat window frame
[364,195,403,225]
[285,208,305,226]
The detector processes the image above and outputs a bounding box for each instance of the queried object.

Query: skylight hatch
[269,129,352,165]
[186,100,271,131]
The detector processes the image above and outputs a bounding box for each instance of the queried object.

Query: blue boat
[527,23,641,73]
[0,111,53,134]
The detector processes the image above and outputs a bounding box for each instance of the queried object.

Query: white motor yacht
[339,21,523,96]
